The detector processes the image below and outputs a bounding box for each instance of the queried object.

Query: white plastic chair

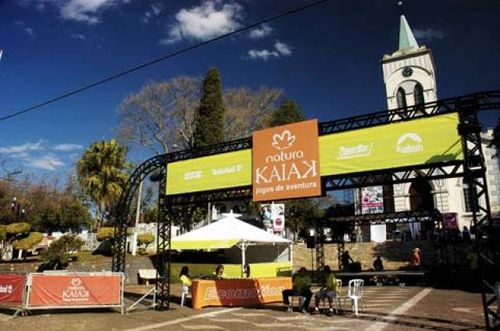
[347,279,364,315]
[180,284,191,307]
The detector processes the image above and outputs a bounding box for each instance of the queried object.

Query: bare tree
[116,77,201,155]
[224,87,283,141]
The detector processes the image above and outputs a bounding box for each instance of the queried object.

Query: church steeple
[398,15,419,51]
[381,14,437,111]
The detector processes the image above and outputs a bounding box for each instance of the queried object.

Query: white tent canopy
[171,212,292,270]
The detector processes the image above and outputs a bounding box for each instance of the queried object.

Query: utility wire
[0,0,330,123]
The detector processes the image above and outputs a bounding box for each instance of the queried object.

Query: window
[414,83,425,110]
[396,87,407,109]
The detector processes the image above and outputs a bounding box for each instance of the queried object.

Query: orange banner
[252,119,321,201]
[191,277,292,309]
[0,273,26,305]
[28,273,122,307]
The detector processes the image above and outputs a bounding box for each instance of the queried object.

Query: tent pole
[241,242,246,277]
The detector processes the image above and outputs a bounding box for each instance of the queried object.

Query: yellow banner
[166,149,252,195]
[319,113,462,176]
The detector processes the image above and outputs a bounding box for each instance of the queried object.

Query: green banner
[319,113,462,176]
[166,149,252,195]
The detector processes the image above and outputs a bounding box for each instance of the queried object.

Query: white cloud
[24,27,35,36]
[71,33,87,40]
[26,0,130,24]
[26,155,65,171]
[248,49,279,61]
[161,1,243,44]
[247,41,293,61]
[0,140,45,154]
[53,143,84,152]
[249,24,272,39]
[274,41,292,56]
[142,3,162,24]
[413,28,445,41]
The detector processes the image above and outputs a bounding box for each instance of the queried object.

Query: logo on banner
[204,285,286,300]
[62,278,90,302]
[0,284,13,294]
[396,133,423,154]
[253,119,321,201]
[337,143,373,160]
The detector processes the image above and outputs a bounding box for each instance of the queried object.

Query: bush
[6,222,31,235]
[137,247,147,255]
[97,227,115,241]
[41,234,84,270]
[0,225,7,240]
[137,233,155,247]
[13,232,43,250]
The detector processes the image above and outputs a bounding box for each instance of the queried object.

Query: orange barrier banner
[191,277,292,309]
[28,273,122,307]
[0,273,26,305]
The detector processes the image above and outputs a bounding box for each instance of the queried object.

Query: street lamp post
[11,197,25,222]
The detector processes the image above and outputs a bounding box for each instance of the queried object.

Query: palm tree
[76,139,129,231]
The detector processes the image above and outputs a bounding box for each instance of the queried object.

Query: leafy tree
[41,234,84,270]
[268,98,305,127]
[193,67,226,148]
[13,232,43,259]
[224,87,282,140]
[116,77,201,153]
[77,139,129,230]
[284,199,324,241]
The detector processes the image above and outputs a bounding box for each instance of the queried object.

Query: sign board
[252,119,321,201]
[272,204,285,232]
[0,273,26,305]
[319,113,462,176]
[166,150,251,195]
[362,186,384,214]
[165,113,462,202]
[28,273,122,307]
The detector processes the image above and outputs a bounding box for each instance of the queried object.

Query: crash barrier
[0,271,125,315]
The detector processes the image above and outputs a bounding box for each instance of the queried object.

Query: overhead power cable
[0,0,330,123]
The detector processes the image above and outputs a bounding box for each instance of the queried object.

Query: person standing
[282,267,312,313]
[341,250,354,271]
[311,266,339,316]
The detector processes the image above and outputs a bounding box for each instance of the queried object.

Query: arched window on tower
[414,83,425,112]
[396,87,407,109]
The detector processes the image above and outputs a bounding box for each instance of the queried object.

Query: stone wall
[292,240,434,271]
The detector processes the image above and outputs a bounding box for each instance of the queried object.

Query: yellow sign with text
[166,149,252,195]
[319,113,462,176]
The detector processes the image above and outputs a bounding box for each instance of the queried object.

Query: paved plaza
[0,285,485,331]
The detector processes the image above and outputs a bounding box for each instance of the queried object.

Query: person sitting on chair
[179,266,192,287]
[214,264,225,279]
[311,265,339,316]
[243,264,251,278]
[282,267,312,313]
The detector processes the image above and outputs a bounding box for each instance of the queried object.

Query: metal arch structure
[110,90,500,329]
[111,154,166,272]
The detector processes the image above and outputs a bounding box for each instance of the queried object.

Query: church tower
[382,15,437,110]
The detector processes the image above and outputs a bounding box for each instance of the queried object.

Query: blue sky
[0,0,499,178]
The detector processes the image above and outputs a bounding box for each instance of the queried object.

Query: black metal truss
[319,90,500,135]
[111,90,500,316]
[325,210,441,227]
[322,162,464,191]
[155,173,170,310]
[164,186,252,206]
[457,95,499,330]
[111,156,166,268]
